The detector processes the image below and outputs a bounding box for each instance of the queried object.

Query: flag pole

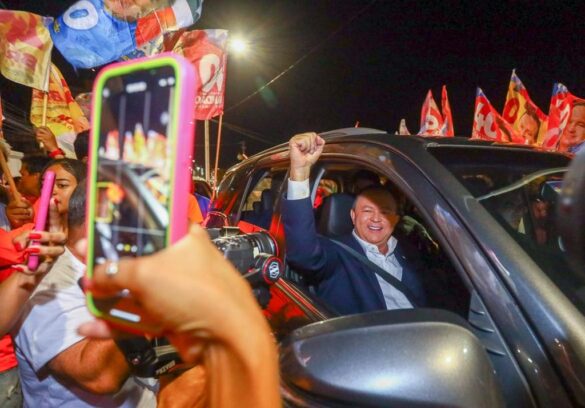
[212,114,223,197]
[204,119,210,182]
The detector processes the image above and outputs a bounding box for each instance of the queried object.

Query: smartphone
[86,54,197,333]
[27,170,56,271]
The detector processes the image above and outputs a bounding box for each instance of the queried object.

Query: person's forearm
[49,339,131,394]
[0,272,42,335]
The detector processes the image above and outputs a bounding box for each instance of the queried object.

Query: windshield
[430,146,584,313]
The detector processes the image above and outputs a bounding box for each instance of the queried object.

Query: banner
[173,29,228,120]
[49,0,203,68]
[440,85,454,136]
[397,119,410,135]
[418,90,443,136]
[541,83,573,151]
[30,64,90,156]
[472,88,523,143]
[0,10,53,90]
[502,70,547,145]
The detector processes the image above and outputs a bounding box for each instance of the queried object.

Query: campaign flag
[418,90,443,136]
[49,0,203,68]
[472,88,523,143]
[502,70,547,145]
[541,83,574,150]
[30,64,90,156]
[173,29,228,120]
[440,85,454,136]
[0,10,53,90]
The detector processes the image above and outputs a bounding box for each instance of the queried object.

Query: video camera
[117,227,283,378]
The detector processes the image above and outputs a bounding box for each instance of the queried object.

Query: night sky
[1,0,584,168]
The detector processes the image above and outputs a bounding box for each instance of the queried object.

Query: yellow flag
[0,10,53,91]
[30,64,90,155]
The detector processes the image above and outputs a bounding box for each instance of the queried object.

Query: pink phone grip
[27,171,56,271]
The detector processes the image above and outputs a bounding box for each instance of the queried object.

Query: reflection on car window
[240,169,286,230]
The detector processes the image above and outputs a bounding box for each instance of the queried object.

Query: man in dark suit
[282,132,431,316]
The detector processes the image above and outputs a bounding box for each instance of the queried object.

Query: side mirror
[558,150,585,276]
[280,309,504,407]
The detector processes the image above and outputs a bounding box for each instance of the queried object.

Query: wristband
[48,148,65,158]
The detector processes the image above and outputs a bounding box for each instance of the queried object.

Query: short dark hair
[67,179,86,228]
[354,185,399,213]
[42,158,87,184]
[22,155,52,174]
[74,130,89,161]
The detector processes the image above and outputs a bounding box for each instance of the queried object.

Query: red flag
[440,85,454,136]
[541,83,574,151]
[172,29,228,120]
[418,90,443,136]
[0,10,53,90]
[472,88,523,143]
[502,70,547,145]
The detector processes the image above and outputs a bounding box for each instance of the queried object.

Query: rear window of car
[429,146,585,313]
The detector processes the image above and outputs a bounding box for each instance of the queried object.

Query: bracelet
[48,148,65,158]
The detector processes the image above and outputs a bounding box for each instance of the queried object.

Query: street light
[230,37,249,55]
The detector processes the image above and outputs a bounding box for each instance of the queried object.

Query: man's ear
[350,209,356,225]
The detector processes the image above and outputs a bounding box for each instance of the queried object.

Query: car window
[308,163,470,316]
[431,148,584,314]
[239,168,286,230]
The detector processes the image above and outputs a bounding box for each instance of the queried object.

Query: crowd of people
[0,126,279,407]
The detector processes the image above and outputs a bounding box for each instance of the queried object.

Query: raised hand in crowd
[80,224,281,408]
[289,131,325,181]
[34,126,65,158]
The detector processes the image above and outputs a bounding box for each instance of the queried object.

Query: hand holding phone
[27,171,56,271]
[86,54,197,332]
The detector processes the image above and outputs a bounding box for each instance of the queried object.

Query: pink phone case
[86,54,197,331]
[27,170,55,271]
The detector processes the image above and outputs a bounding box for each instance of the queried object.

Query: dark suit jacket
[282,197,431,316]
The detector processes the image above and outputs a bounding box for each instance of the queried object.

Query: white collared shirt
[352,232,413,310]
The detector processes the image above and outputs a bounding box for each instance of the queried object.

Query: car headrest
[260,189,274,212]
[317,193,355,238]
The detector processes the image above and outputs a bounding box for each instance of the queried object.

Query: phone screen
[92,66,176,270]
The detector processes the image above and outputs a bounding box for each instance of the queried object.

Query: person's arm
[35,126,65,159]
[47,339,131,394]
[80,225,281,408]
[0,229,66,335]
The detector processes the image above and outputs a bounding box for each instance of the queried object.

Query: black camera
[118,227,283,378]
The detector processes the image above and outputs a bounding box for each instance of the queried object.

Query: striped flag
[0,10,53,90]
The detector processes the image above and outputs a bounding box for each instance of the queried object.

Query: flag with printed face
[541,83,574,151]
[418,90,443,136]
[440,85,454,136]
[502,70,547,145]
[30,64,90,156]
[172,29,228,120]
[0,10,53,90]
[49,0,203,68]
[472,88,523,143]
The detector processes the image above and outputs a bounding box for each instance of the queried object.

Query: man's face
[518,113,539,145]
[17,164,40,197]
[559,105,585,152]
[350,190,400,252]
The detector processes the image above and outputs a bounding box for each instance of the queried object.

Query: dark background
[1,0,584,169]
